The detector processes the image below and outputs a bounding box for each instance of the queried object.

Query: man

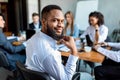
[0,13,26,71]
[25,5,92,80]
[94,42,120,80]
[29,12,41,31]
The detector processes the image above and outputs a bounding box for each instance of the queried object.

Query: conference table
[12,39,107,63]
[61,49,105,63]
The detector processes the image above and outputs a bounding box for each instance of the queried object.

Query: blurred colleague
[29,12,41,32]
[94,42,120,80]
[25,5,92,80]
[0,13,26,70]
[80,11,108,45]
[64,11,79,39]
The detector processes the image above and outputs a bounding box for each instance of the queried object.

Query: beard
[46,24,64,41]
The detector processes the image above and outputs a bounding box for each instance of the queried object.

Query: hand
[18,36,26,41]
[93,44,101,50]
[60,36,78,56]
[94,24,99,29]
[100,42,108,46]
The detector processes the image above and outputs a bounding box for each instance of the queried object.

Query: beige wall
[98,0,120,36]
[41,0,78,15]
[27,0,38,23]
[27,0,78,25]
[0,0,8,2]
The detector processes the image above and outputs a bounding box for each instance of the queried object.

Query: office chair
[16,61,51,80]
[72,72,80,80]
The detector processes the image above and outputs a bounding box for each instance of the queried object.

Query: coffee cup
[84,46,92,52]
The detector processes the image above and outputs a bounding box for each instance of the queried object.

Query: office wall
[27,0,78,23]
[98,0,120,35]
[75,0,98,30]
[0,0,8,2]
[41,0,77,16]
[27,0,120,36]
[27,0,38,23]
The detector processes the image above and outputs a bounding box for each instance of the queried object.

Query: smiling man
[25,5,92,80]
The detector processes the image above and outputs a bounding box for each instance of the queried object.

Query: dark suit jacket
[0,28,25,70]
[29,21,41,30]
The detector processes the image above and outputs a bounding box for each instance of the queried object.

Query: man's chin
[56,33,62,36]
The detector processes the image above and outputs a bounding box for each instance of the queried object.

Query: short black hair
[89,11,104,26]
[32,12,39,17]
[41,5,62,19]
[0,13,5,21]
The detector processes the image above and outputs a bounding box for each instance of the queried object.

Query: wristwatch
[95,29,98,32]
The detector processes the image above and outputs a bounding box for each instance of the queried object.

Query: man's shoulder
[29,23,35,29]
[29,23,34,26]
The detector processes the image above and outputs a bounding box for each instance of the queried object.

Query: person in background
[29,12,41,32]
[0,13,26,71]
[64,11,79,39]
[94,42,120,80]
[25,5,92,80]
[80,11,108,45]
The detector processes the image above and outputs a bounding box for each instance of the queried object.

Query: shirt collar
[40,31,58,50]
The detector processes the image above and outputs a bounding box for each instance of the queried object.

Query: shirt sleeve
[42,52,78,80]
[80,27,89,38]
[108,42,120,49]
[98,26,108,42]
[97,47,120,62]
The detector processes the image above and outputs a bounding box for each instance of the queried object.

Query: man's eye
[52,19,57,22]
[61,20,64,23]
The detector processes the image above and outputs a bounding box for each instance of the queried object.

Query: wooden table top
[61,49,105,63]
[13,40,106,63]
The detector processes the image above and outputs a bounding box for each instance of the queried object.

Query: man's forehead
[49,10,64,19]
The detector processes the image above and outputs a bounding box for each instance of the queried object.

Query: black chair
[0,51,9,68]
[72,72,80,80]
[26,29,35,40]
[16,61,51,80]
[105,36,111,42]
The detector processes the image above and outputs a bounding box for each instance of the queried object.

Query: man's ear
[41,18,47,33]
[41,18,46,26]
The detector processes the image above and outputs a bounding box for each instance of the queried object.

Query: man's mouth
[55,28,63,33]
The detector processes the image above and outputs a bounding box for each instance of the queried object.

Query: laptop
[26,29,35,40]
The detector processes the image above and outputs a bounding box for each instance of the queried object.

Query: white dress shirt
[97,43,120,62]
[34,22,40,29]
[34,22,41,32]
[80,25,108,43]
[25,31,78,80]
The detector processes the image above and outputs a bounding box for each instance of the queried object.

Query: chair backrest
[0,51,9,68]
[16,61,51,80]
[26,29,35,40]
[105,36,111,42]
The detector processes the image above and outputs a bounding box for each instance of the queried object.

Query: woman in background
[80,11,108,45]
[64,11,79,39]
